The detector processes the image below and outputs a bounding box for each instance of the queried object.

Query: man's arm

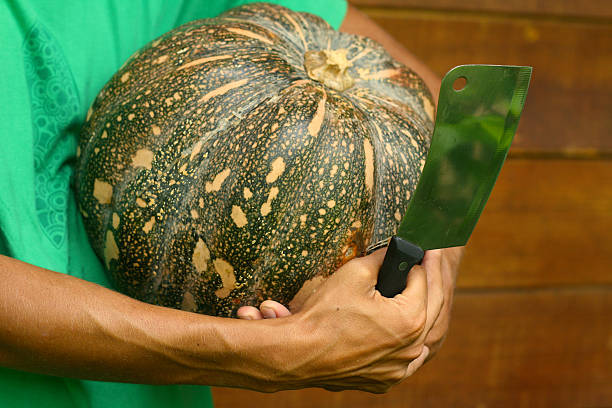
[0,250,433,393]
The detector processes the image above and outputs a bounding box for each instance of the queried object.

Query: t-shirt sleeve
[132,0,347,51]
[171,0,348,30]
[226,0,348,29]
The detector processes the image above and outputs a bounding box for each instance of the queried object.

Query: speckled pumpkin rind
[75,3,433,317]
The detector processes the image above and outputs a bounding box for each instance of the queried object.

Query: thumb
[353,246,388,274]
[361,246,388,269]
[338,247,387,286]
[327,247,387,297]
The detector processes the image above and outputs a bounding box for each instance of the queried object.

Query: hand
[237,300,291,320]
[238,247,463,392]
[232,250,428,393]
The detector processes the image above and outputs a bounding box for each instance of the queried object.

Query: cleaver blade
[376,64,532,298]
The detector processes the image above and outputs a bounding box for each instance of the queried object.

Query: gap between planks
[456,284,612,295]
[356,5,612,26]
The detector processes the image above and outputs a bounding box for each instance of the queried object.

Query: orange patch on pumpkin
[131,149,154,169]
[177,55,232,71]
[142,217,155,233]
[231,205,247,228]
[226,27,273,45]
[193,239,210,273]
[205,168,231,193]
[199,79,248,103]
[308,93,327,137]
[213,259,236,298]
[93,179,113,204]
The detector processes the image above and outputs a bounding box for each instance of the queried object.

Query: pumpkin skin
[75,3,434,317]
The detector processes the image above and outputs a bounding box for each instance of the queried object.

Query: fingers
[237,301,292,320]
[260,300,291,318]
[237,306,262,320]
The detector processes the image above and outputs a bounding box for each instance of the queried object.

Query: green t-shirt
[0,1,347,407]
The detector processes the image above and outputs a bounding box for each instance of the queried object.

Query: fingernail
[237,311,254,320]
[261,306,276,319]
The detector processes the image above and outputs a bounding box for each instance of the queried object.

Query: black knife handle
[376,236,425,298]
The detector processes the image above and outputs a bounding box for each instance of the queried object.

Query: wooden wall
[213,1,612,406]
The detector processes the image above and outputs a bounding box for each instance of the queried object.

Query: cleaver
[375,64,532,298]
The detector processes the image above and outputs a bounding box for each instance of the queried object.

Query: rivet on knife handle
[376,236,424,297]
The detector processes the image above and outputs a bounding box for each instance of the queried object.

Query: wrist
[172,311,310,391]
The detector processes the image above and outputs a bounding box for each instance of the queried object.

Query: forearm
[340,5,441,103]
[0,255,292,389]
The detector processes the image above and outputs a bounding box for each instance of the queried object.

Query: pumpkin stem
[304,49,354,92]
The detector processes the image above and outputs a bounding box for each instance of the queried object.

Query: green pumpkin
[75,3,433,317]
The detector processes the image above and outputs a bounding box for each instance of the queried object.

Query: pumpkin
[75,3,434,317]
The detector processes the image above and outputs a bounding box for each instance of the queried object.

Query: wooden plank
[350,0,612,20]
[457,158,612,288]
[213,288,612,407]
[358,9,612,152]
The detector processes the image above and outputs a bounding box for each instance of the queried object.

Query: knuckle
[367,383,393,394]
[338,259,370,282]
[353,265,371,280]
